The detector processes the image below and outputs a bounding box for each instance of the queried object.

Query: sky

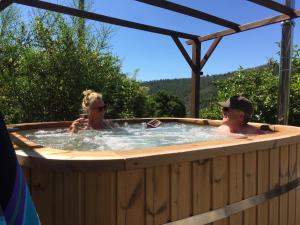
[15,0,300,81]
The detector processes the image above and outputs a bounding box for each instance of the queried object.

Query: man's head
[218,95,253,125]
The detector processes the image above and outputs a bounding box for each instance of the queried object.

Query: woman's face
[88,98,106,120]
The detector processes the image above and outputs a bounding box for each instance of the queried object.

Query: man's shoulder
[217,124,231,133]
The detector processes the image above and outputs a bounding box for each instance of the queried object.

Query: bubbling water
[21,122,229,151]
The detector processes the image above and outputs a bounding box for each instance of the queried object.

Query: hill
[142,65,269,116]
[142,72,233,115]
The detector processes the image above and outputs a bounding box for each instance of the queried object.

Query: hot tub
[9,118,300,225]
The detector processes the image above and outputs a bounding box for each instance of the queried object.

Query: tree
[0,7,149,123]
[147,91,186,117]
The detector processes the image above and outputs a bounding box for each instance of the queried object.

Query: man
[218,95,264,135]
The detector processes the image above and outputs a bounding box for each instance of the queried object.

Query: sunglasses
[91,105,107,112]
[222,107,229,112]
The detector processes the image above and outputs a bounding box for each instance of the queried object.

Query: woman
[69,90,111,133]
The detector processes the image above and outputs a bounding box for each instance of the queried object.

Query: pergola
[1,0,299,123]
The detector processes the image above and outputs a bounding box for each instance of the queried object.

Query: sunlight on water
[21,122,229,151]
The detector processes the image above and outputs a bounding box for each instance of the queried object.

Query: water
[21,122,229,151]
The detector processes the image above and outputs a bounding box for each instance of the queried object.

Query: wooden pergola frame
[1,0,300,119]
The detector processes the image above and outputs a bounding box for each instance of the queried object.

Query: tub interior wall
[22,142,300,225]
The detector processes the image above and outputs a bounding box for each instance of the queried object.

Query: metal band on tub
[164,177,300,225]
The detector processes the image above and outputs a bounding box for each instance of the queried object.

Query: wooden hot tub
[9,118,300,225]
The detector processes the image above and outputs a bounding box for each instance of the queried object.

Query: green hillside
[142,65,269,116]
[142,72,232,115]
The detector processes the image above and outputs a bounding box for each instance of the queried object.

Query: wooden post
[191,40,201,118]
[277,0,295,125]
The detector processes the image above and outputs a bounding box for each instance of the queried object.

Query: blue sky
[17,0,300,81]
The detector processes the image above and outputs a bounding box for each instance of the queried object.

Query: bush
[0,8,148,123]
[201,46,300,126]
[146,91,186,117]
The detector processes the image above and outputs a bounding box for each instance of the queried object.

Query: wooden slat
[31,170,53,225]
[146,168,155,225]
[296,144,300,225]
[192,159,211,214]
[279,146,289,225]
[171,162,192,221]
[63,172,82,225]
[248,0,296,17]
[117,169,145,225]
[153,166,170,225]
[243,152,257,225]
[212,156,228,225]
[229,154,243,225]
[257,149,269,225]
[288,144,297,225]
[145,166,171,225]
[52,172,64,225]
[187,9,300,43]
[79,172,84,225]
[269,148,280,225]
[14,0,197,40]
[136,0,240,29]
[97,171,117,225]
[145,166,170,225]
[84,173,97,225]
[117,170,126,225]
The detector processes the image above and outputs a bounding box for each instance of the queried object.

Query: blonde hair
[82,89,103,113]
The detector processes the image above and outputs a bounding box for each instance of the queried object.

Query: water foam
[22,123,229,151]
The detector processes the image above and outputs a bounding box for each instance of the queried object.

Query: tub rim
[9,118,300,171]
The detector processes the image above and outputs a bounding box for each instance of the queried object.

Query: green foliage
[200,105,222,120]
[144,46,300,126]
[289,46,300,125]
[215,66,278,123]
[103,73,149,118]
[143,74,230,116]
[1,5,299,125]
[146,91,186,117]
[0,7,148,123]
[143,78,192,109]
[202,47,300,126]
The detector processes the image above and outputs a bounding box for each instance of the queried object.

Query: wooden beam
[248,0,296,17]
[191,40,201,118]
[13,0,197,40]
[187,9,300,43]
[0,0,12,11]
[200,37,222,70]
[136,0,240,30]
[171,35,198,74]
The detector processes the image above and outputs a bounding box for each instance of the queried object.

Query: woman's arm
[69,118,88,133]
